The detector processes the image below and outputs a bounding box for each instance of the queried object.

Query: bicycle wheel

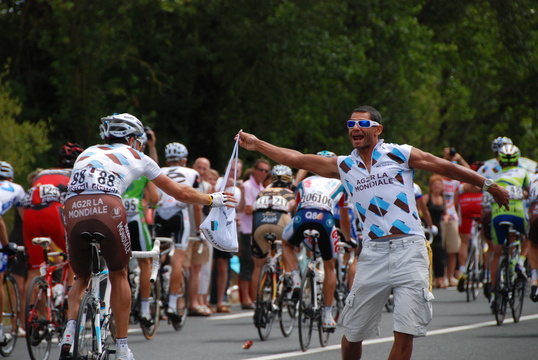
[466,246,479,302]
[493,257,508,326]
[0,274,19,356]
[511,277,525,323]
[140,277,161,339]
[278,275,297,338]
[73,293,98,359]
[170,269,188,331]
[25,276,52,360]
[318,285,330,348]
[256,264,274,341]
[298,270,314,352]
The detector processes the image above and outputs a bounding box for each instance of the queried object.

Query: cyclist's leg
[527,202,538,301]
[250,222,270,302]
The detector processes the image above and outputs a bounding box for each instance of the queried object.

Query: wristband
[207,194,213,206]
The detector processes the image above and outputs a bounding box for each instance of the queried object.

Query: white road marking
[240,314,538,360]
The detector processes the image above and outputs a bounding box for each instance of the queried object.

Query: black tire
[333,275,348,322]
[466,246,479,302]
[511,277,525,323]
[318,284,330,348]
[298,270,314,352]
[25,276,52,360]
[0,274,20,356]
[494,258,508,326]
[256,265,274,341]
[278,275,297,338]
[140,279,161,339]
[170,269,188,331]
[73,293,98,359]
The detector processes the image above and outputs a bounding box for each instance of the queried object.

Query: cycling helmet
[99,113,144,140]
[138,132,148,146]
[316,150,336,157]
[498,144,520,165]
[165,142,188,160]
[271,165,293,186]
[491,136,513,153]
[58,142,84,168]
[0,161,14,179]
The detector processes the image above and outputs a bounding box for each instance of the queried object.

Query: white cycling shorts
[340,235,433,342]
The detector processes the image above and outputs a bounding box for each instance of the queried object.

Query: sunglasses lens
[347,120,356,128]
[358,120,371,128]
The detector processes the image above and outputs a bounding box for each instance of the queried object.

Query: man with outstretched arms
[153,142,208,316]
[0,161,25,346]
[59,114,235,360]
[237,105,509,360]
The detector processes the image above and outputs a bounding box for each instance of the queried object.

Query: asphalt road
[10,286,538,359]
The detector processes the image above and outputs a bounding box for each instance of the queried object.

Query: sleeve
[144,157,162,180]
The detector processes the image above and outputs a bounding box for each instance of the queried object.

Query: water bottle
[100,300,107,320]
[162,265,172,294]
[52,283,65,307]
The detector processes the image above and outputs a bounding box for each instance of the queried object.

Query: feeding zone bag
[200,133,240,252]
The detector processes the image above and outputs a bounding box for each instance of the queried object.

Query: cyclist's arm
[409,147,509,209]
[144,181,159,208]
[0,216,8,247]
[339,198,351,243]
[237,131,340,179]
[417,195,434,229]
[151,173,236,207]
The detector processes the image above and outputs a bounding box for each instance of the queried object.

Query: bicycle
[492,221,526,326]
[297,229,332,352]
[72,232,160,359]
[154,235,189,331]
[0,244,25,357]
[25,237,70,360]
[332,240,353,321]
[254,234,299,341]
[462,216,487,302]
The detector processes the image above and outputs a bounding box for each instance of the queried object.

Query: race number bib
[69,168,121,195]
[123,198,140,217]
[253,195,289,212]
[301,192,333,212]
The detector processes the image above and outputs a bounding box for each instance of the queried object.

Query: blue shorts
[282,208,338,261]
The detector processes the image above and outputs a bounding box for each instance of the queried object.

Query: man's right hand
[236,131,259,151]
[210,191,238,208]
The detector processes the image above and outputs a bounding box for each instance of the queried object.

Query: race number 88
[98,171,116,187]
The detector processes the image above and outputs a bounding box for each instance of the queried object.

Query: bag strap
[219,130,241,192]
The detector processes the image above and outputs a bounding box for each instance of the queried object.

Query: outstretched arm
[236,131,340,179]
[409,147,509,209]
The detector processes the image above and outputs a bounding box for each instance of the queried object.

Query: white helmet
[271,165,293,186]
[491,136,513,153]
[165,142,188,160]
[99,113,144,140]
[0,161,14,179]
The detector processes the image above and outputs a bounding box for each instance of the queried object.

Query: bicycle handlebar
[154,237,175,257]
[131,239,161,283]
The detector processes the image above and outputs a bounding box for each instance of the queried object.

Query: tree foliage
[0,0,537,181]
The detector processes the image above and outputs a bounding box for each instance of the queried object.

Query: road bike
[462,216,487,302]
[72,232,160,359]
[332,239,354,322]
[0,244,25,357]
[492,221,526,325]
[25,237,70,360]
[254,234,299,341]
[297,229,333,352]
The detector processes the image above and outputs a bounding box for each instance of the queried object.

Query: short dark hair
[352,105,382,123]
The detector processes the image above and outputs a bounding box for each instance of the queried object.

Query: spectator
[237,159,271,310]
[423,175,448,288]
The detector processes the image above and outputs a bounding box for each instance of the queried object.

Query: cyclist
[21,143,84,322]
[251,165,296,325]
[483,144,531,311]
[0,161,25,345]
[282,150,351,331]
[153,142,208,317]
[122,132,159,324]
[59,114,236,360]
[527,174,538,302]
